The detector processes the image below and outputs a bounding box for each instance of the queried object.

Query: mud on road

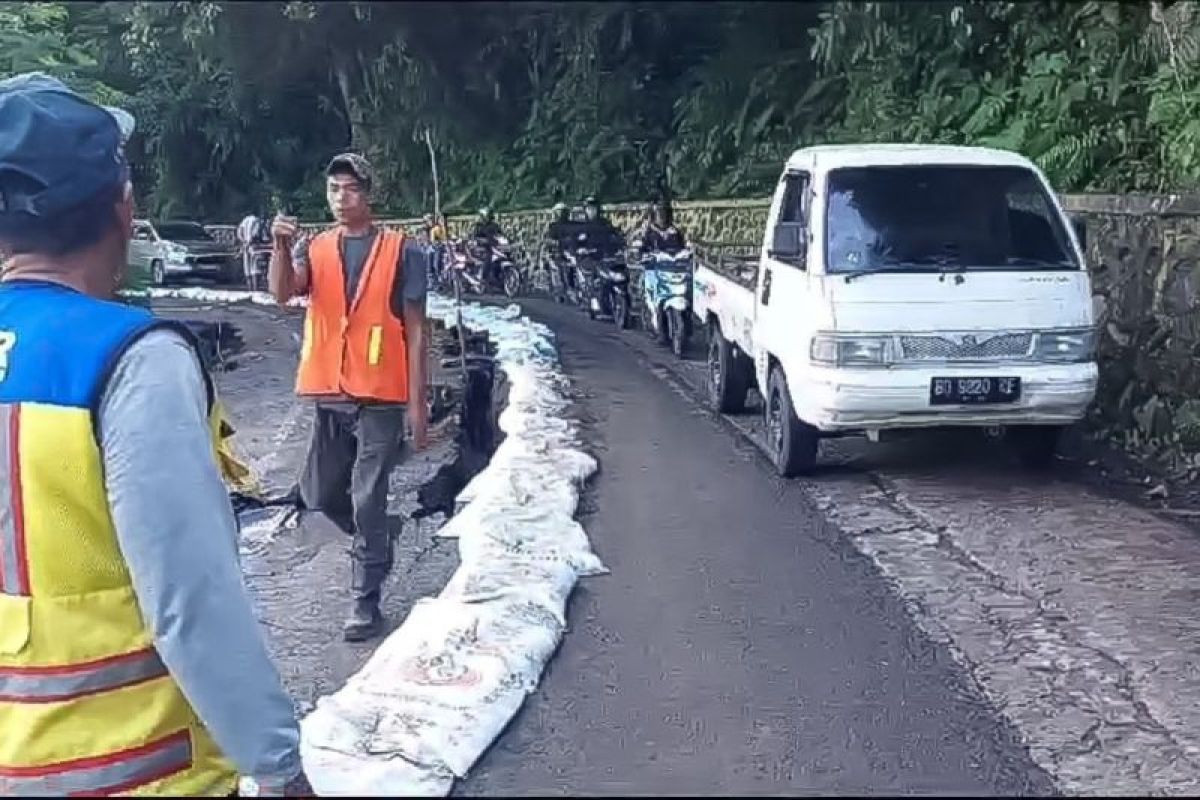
[522,296,1200,796]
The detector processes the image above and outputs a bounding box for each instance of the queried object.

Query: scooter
[640,248,693,357]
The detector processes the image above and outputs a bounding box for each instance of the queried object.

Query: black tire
[706,320,750,414]
[653,308,670,345]
[668,308,687,358]
[502,265,522,298]
[1007,425,1063,470]
[766,365,819,477]
[613,290,631,329]
[151,260,166,287]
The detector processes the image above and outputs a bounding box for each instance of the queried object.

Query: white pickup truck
[692,144,1098,477]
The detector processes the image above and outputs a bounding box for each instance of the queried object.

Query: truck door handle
[761,268,773,306]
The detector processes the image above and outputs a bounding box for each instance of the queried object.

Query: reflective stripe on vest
[0,404,29,596]
[0,646,168,704]
[0,730,192,796]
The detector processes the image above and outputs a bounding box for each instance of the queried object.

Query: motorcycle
[561,245,591,309]
[459,235,522,297]
[640,248,694,357]
[571,233,631,329]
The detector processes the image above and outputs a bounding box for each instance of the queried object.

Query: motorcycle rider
[468,208,506,288]
[422,213,447,243]
[546,202,572,250]
[638,199,687,255]
[544,202,576,296]
[471,207,503,242]
[578,195,624,254]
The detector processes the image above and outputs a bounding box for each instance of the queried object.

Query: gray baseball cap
[325,152,374,191]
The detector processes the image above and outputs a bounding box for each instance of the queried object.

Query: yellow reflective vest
[0,281,237,796]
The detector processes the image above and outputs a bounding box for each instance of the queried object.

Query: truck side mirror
[1070,215,1087,253]
[769,223,807,266]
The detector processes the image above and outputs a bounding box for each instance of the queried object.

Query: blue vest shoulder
[0,282,159,408]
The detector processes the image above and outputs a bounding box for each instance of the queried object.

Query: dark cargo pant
[299,404,407,604]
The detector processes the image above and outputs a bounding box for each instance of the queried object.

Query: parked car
[693,143,1097,477]
[129,219,238,286]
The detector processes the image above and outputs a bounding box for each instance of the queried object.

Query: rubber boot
[343,596,384,642]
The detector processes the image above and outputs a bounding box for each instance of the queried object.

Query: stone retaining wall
[209,194,1200,463]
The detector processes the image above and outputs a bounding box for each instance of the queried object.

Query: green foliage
[7,1,1200,221]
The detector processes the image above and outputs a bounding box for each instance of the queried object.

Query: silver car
[129,219,238,285]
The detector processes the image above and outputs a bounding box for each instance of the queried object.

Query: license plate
[930,376,1021,405]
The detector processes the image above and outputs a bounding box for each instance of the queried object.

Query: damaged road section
[300,298,604,796]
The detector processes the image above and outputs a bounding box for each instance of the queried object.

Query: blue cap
[0,72,136,219]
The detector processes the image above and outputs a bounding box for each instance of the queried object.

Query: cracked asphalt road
[458,299,1054,796]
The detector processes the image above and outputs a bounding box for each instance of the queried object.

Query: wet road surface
[459,299,1054,796]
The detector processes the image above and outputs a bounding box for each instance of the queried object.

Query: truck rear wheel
[766,364,819,477]
[706,321,750,414]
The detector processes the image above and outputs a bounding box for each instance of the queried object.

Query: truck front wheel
[1006,425,1063,471]
[707,321,750,414]
[766,365,819,477]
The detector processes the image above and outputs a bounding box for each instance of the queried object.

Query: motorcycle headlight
[809,333,896,367]
[1033,327,1095,363]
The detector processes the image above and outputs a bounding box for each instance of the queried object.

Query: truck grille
[899,332,1033,362]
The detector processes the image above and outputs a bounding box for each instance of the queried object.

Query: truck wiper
[1002,257,1078,269]
[840,264,941,283]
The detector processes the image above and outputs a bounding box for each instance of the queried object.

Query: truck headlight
[165,246,188,264]
[1033,328,1095,363]
[810,333,895,367]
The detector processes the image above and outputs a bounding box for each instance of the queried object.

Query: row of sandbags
[300,300,603,796]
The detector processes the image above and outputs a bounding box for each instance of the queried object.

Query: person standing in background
[268,152,430,642]
[237,210,261,289]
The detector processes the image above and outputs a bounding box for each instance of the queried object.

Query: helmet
[650,199,671,225]
[478,207,493,221]
[552,202,567,214]
[583,195,601,220]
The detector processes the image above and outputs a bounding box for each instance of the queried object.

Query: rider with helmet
[578,195,624,254]
[466,207,506,288]
[544,202,578,298]
[471,207,503,242]
[638,198,687,255]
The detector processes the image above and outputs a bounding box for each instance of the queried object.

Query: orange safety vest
[296,228,410,403]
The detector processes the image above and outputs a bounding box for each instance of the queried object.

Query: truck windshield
[155,222,213,241]
[824,165,1079,275]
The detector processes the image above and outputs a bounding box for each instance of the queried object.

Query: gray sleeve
[391,239,429,318]
[401,239,429,303]
[99,328,302,785]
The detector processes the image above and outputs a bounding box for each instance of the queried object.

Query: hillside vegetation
[5,1,1200,219]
